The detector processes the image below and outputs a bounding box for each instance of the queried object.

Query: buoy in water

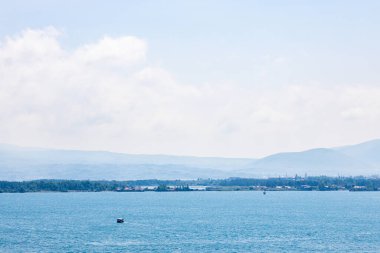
[117,218,124,223]
[263,191,266,195]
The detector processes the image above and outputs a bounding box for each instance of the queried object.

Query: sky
[0,0,380,158]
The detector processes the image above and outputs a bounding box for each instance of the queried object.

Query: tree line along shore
[0,176,379,193]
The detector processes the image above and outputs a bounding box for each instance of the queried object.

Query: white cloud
[0,26,63,62]
[73,35,147,67]
[0,27,380,157]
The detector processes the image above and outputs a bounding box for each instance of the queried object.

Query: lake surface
[0,191,379,252]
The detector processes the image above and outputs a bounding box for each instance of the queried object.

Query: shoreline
[1,176,379,193]
[1,188,378,194]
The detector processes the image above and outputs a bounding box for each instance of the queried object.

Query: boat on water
[117,218,124,223]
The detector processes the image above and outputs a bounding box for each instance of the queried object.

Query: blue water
[0,191,379,252]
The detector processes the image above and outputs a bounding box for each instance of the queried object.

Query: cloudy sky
[0,0,379,158]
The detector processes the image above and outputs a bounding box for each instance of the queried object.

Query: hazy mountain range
[1,139,380,180]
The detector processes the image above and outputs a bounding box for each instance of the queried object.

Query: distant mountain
[246,148,375,176]
[240,139,380,177]
[0,144,255,180]
[1,139,380,180]
[334,139,380,167]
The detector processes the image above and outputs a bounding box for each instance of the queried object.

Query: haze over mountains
[1,139,380,181]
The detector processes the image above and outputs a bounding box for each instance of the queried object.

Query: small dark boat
[117,218,124,223]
